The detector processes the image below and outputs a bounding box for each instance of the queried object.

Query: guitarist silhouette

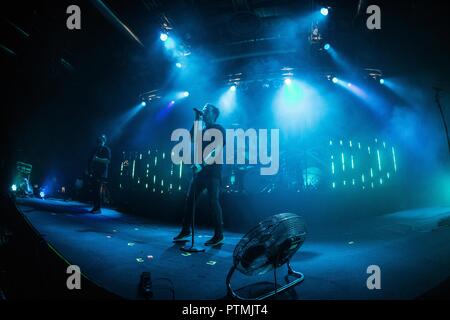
[88,134,111,213]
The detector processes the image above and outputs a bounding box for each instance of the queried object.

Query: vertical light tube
[331,155,335,175]
[377,150,381,171]
[392,147,397,172]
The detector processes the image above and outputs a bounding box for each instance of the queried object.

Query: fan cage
[233,213,307,276]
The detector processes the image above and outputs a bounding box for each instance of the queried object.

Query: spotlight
[379,78,385,84]
[141,101,147,107]
[39,191,45,198]
[164,37,176,50]
[11,184,17,192]
[332,77,338,84]
[347,83,352,87]
[284,78,292,85]
[324,43,330,50]
[160,32,168,42]
[183,91,190,97]
[171,100,175,104]
[320,7,329,16]
[230,85,236,91]
[176,62,182,68]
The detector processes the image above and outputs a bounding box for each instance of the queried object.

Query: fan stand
[226,261,304,300]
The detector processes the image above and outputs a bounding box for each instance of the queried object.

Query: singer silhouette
[173,103,226,246]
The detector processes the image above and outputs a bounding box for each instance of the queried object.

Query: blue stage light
[160,33,168,42]
[332,77,338,83]
[141,101,147,107]
[39,191,45,198]
[183,91,190,97]
[284,78,292,85]
[379,78,385,84]
[273,79,323,129]
[320,7,329,16]
[219,86,237,114]
[164,37,176,50]
[176,62,182,68]
[324,43,330,50]
[11,184,17,192]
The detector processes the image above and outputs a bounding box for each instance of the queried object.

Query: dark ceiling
[1,0,449,183]
[2,0,448,86]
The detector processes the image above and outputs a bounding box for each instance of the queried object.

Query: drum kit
[222,143,327,194]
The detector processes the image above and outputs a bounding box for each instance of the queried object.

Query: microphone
[193,108,203,115]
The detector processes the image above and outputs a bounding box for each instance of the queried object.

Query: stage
[12,197,450,300]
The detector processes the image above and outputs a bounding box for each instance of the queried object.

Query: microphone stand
[180,167,205,253]
[181,114,205,253]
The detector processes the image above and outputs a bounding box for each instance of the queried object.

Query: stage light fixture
[320,7,329,16]
[379,78,385,84]
[347,83,352,87]
[230,85,237,91]
[160,32,168,42]
[176,62,182,68]
[39,191,45,198]
[141,101,147,107]
[309,26,322,43]
[183,91,190,97]
[11,184,17,192]
[332,77,338,83]
[284,78,292,85]
[324,43,330,50]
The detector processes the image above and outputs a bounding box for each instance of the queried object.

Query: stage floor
[14,197,450,299]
